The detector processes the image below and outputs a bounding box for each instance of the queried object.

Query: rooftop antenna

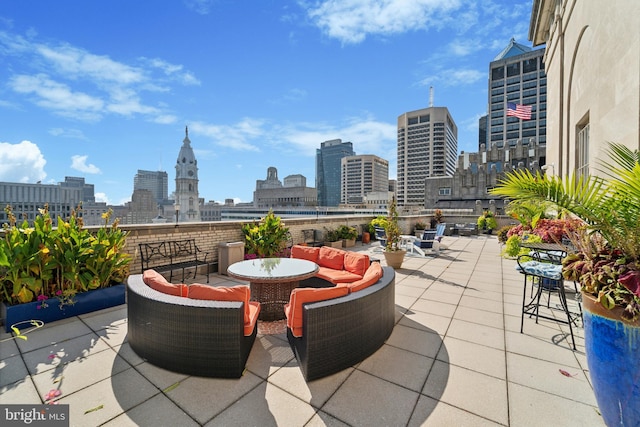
[429,86,434,108]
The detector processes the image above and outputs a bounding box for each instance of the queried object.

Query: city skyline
[0,1,535,205]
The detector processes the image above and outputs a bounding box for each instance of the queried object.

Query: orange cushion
[285,286,349,337]
[316,266,363,284]
[142,269,188,297]
[188,284,251,325]
[244,302,261,336]
[344,252,370,276]
[291,245,320,262]
[318,246,345,270]
[348,262,383,293]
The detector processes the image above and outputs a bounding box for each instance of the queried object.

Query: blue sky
[0,0,534,205]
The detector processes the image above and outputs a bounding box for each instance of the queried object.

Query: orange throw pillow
[291,245,320,262]
[344,252,370,276]
[318,246,345,270]
[188,284,251,325]
[285,286,348,337]
[245,302,261,336]
[348,262,383,293]
[142,269,188,297]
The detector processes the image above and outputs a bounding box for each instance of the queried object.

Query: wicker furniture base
[250,280,300,321]
[287,266,396,381]
[127,274,257,378]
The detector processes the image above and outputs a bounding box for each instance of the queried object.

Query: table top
[520,241,569,252]
[227,258,319,283]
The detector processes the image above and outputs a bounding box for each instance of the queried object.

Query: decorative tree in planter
[383,197,405,269]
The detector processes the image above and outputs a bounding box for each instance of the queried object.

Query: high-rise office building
[174,127,201,222]
[133,170,168,204]
[340,155,389,204]
[316,139,355,207]
[397,106,457,207]
[487,38,546,151]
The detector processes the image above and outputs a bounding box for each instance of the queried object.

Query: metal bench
[139,239,211,283]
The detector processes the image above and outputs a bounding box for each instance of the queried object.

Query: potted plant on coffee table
[491,142,640,426]
[383,197,405,269]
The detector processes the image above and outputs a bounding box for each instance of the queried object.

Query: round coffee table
[227,258,319,321]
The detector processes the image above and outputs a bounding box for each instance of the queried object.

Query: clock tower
[174,126,201,222]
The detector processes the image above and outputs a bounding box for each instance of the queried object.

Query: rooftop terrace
[0,236,604,426]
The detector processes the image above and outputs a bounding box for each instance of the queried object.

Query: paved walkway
[0,236,604,426]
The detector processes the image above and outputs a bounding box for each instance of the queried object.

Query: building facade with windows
[253,167,317,208]
[529,0,639,179]
[340,155,389,205]
[397,106,457,207]
[316,139,355,207]
[487,38,547,152]
[174,127,201,222]
[133,170,168,204]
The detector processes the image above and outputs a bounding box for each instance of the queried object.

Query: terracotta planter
[2,284,126,333]
[362,232,370,244]
[582,292,640,426]
[383,250,406,269]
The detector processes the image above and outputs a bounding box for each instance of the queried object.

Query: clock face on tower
[188,170,194,177]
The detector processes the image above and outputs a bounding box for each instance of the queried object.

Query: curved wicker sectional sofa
[286,265,396,381]
[127,274,257,378]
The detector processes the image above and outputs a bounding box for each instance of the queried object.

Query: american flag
[507,102,532,120]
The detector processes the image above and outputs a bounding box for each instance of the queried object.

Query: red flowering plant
[492,143,640,320]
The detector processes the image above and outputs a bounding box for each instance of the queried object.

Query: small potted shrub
[383,197,405,269]
[414,220,428,238]
[337,225,358,248]
[241,210,290,258]
[477,210,498,234]
[323,228,342,248]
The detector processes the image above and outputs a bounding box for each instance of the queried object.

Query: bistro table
[520,241,571,263]
[227,258,319,321]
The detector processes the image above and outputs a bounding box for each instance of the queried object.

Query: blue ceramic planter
[583,293,640,426]
[2,284,126,333]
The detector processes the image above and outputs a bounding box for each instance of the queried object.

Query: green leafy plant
[491,142,640,320]
[336,225,357,240]
[496,225,513,243]
[0,204,131,306]
[384,197,402,252]
[477,210,498,230]
[323,228,340,242]
[414,220,427,231]
[241,210,290,258]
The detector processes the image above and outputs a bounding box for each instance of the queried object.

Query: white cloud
[71,155,101,174]
[304,0,463,44]
[419,68,484,87]
[49,128,87,140]
[10,74,104,120]
[0,140,47,183]
[190,119,264,151]
[94,192,110,204]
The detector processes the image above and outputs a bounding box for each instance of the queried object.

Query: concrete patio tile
[79,304,127,331]
[22,332,111,375]
[57,367,160,427]
[453,305,504,329]
[421,289,463,305]
[395,294,420,312]
[0,331,20,359]
[245,334,296,380]
[447,319,505,351]
[15,317,95,353]
[464,287,504,302]
[95,322,129,348]
[113,342,145,367]
[503,301,522,317]
[103,393,198,427]
[399,309,452,337]
[306,410,351,427]
[134,362,189,391]
[30,346,130,401]
[398,276,434,290]
[357,344,434,392]
[411,298,457,317]
[268,359,352,408]
[425,281,466,295]
[396,284,427,298]
[323,370,419,427]
[508,382,604,426]
[386,323,443,359]
[506,352,597,405]
[459,295,504,314]
[207,381,317,427]
[409,395,503,427]
[505,330,581,367]
[0,354,30,388]
[437,336,506,380]
[423,360,509,425]
[166,372,264,424]
[0,375,42,404]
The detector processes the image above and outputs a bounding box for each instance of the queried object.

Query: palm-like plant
[491,142,640,319]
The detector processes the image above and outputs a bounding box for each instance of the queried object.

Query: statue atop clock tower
[174,126,201,222]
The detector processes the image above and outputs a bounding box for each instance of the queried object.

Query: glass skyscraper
[316,139,355,207]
